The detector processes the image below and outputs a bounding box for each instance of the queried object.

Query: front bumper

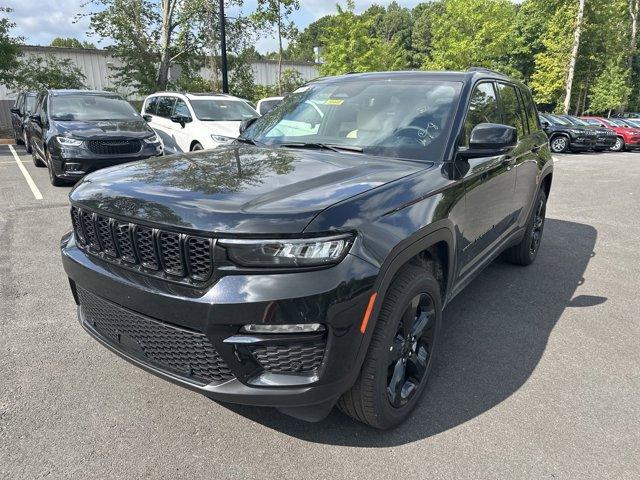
[51,144,163,179]
[569,135,597,150]
[61,233,378,411]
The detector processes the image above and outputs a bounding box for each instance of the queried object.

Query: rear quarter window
[144,97,158,115]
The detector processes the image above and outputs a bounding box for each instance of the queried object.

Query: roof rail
[467,66,505,76]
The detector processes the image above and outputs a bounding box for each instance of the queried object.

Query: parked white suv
[141,92,259,154]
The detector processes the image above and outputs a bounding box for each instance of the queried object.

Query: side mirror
[239,117,258,135]
[170,114,191,127]
[458,123,517,159]
[10,107,20,115]
[29,114,41,125]
[142,114,152,122]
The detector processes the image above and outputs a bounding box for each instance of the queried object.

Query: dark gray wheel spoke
[387,359,407,407]
[388,335,405,363]
[407,345,428,380]
[411,311,430,338]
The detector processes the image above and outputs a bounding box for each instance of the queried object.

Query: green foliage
[422,0,518,74]
[588,60,632,114]
[529,2,576,108]
[10,55,86,91]
[319,1,406,76]
[50,37,97,49]
[279,68,305,93]
[0,7,22,86]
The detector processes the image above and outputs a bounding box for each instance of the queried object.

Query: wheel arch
[189,140,202,151]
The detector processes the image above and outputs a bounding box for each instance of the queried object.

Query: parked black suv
[29,90,163,186]
[10,91,36,148]
[556,114,617,151]
[61,70,553,429]
[539,113,597,153]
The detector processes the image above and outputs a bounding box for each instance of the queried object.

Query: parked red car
[581,116,640,152]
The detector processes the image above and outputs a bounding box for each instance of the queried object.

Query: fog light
[241,323,325,334]
[64,163,82,172]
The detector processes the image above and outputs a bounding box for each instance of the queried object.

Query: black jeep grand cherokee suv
[61,69,553,429]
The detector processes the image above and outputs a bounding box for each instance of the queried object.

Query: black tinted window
[145,97,158,115]
[463,82,501,146]
[498,83,526,137]
[173,99,190,118]
[156,97,175,118]
[521,89,540,133]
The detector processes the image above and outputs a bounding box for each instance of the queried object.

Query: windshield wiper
[279,142,363,153]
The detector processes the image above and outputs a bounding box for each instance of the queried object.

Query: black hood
[70,146,429,234]
[54,119,154,140]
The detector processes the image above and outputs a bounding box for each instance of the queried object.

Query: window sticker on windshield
[325,99,344,106]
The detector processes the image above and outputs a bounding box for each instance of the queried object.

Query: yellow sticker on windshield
[325,99,344,105]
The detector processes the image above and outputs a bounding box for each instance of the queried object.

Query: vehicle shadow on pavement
[221,218,599,446]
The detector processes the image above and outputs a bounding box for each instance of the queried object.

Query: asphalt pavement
[1,145,639,479]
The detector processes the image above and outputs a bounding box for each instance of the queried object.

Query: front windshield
[191,99,258,121]
[242,79,463,162]
[51,95,140,121]
[25,95,36,113]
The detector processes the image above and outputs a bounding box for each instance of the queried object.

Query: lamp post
[219,0,229,93]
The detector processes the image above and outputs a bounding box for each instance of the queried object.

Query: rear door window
[521,89,540,133]
[497,83,526,138]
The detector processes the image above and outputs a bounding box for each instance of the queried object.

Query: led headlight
[143,133,160,144]
[211,134,235,144]
[219,234,354,268]
[56,136,83,147]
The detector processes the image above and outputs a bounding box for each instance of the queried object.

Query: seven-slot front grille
[250,340,326,374]
[78,288,234,385]
[71,206,214,285]
[87,139,142,155]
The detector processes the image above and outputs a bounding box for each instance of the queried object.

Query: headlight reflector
[143,133,160,144]
[219,234,354,267]
[56,136,83,147]
[211,134,235,144]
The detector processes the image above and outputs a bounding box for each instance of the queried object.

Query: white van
[141,92,259,154]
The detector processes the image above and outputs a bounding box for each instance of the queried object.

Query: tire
[504,189,547,266]
[23,130,32,154]
[15,133,24,145]
[549,135,569,153]
[338,265,442,429]
[611,137,624,152]
[32,145,45,167]
[46,150,65,186]
[191,142,203,151]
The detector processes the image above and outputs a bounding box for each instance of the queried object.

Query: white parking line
[8,144,43,200]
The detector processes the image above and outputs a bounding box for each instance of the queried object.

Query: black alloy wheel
[504,188,547,266]
[529,195,546,256]
[338,265,442,429]
[386,293,436,408]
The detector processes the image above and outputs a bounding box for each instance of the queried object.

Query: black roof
[48,89,120,96]
[313,67,525,89]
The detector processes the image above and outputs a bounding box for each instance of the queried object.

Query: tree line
[0,0,638,113]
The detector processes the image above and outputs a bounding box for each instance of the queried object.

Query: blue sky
[5,0,523,53]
